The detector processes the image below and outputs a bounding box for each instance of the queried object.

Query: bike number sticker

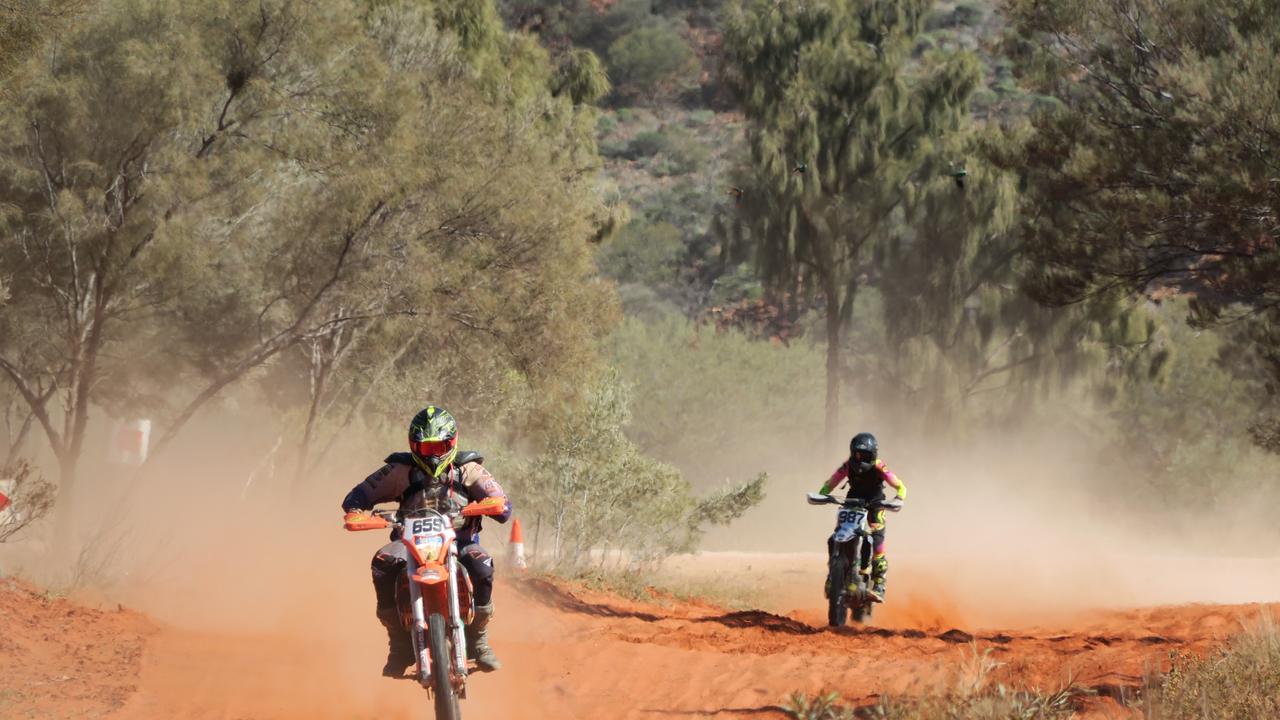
[837,510,866,525]
[411,516,445,535]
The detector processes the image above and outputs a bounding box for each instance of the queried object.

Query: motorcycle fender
[413,561,448,586]
[833,526,858,543]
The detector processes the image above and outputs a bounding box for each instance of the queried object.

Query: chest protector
[386,450,484,515]
[843,461,887,502]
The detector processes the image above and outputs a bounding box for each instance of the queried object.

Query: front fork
[407,552,469,690]
[447,554,468,686]
[828,536,867,596]
[407,568,430,686]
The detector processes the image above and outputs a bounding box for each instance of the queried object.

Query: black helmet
[849,432,878,473]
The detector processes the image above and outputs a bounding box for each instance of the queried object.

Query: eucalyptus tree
[0,0,617,506]
[721,0,982,438]
[999,0,1280,447]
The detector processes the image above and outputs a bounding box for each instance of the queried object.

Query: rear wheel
[827,557,848,627]
[428,612,461,720]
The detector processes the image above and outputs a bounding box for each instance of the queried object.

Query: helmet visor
[852,449,875,464]
[412,438,455,459]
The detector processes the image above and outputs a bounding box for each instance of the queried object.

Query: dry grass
[1141,612,1280,720]
[540,564,766,610]
[784,686,1076,720]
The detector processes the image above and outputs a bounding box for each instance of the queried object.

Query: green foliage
[0,0,617,495]
[607,21,699,104]
[0,0,86,90]
[512,370,766,568]
[608,316,831,481]
[597,220,685,287]
[626,129,669,158]
[620,125,709,174]
[1097,302,1280,513]
[551,46,611,104]
[722,0,986,437]
[997,0,1280,391]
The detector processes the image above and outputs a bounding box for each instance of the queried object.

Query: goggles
[412,437,455,458]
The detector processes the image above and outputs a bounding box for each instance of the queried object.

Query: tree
[0,0,618,510]
[721,0,982,440]
[0,0,87,90]
[998,0,1280,447]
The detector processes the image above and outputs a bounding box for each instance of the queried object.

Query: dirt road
[5,555,1277,720]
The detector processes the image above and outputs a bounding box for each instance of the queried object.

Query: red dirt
[0,578,152,719]
[4,571,1274,720]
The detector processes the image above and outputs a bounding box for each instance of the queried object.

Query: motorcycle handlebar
[805,493,903,511]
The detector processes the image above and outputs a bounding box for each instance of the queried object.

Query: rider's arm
[877,460,906,500]
[460,464,513,523]
[819,463,849,495]
[341,463,412,512]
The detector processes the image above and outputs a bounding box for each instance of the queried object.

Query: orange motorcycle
[345,497,506,719]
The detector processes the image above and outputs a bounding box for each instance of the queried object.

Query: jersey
[819,459,906,503]
[342,451,511,544]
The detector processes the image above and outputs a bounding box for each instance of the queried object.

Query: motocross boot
[868,555,888,603]
[868,581,886,603]
[466,603,502,672]
[378,608,415,677]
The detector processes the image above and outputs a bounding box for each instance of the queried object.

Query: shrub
[626,129,670,158]
[596,220,684,286]
[596,112,619,137]
[648,126,709,175]
[608,316,829,482]
[511,371,765,569]
[686,109,716,126]
[607,22,698,104]
[0,459,55,543]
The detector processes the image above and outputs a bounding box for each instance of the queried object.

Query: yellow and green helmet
[408,406,458,478]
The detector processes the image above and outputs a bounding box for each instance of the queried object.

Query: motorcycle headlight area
[415,536,444,556]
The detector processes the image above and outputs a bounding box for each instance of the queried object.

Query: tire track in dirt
[6,571,1275,720]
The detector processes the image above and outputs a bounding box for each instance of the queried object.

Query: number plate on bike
[410,515,446,535]
[837,509,867,526]
[833,508,866,542]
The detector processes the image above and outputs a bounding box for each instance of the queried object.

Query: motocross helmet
[408,406,459,479]
[849,432,878,473]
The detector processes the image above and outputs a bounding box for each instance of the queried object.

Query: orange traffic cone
[508,517,527,571]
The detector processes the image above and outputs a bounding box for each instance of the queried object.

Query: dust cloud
[691,403,1280,630]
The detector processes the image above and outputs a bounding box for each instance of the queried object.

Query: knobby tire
[428,612,461,720]
[828,557,848,627]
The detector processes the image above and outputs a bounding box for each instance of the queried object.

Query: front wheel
[428,612,461,720]
[827,557,848,627]
[852,601,871,623]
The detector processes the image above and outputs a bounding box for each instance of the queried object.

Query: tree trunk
[823,274,842,446]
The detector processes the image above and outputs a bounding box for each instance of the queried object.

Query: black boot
[378,609,415,677]
[466,603,501,672]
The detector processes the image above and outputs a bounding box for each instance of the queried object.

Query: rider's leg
[371,542,415,676]
[869,514,888,602]
[458,543,501,672]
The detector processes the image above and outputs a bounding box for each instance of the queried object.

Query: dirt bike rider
[341,406,511,676]
[818,432,906,603]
